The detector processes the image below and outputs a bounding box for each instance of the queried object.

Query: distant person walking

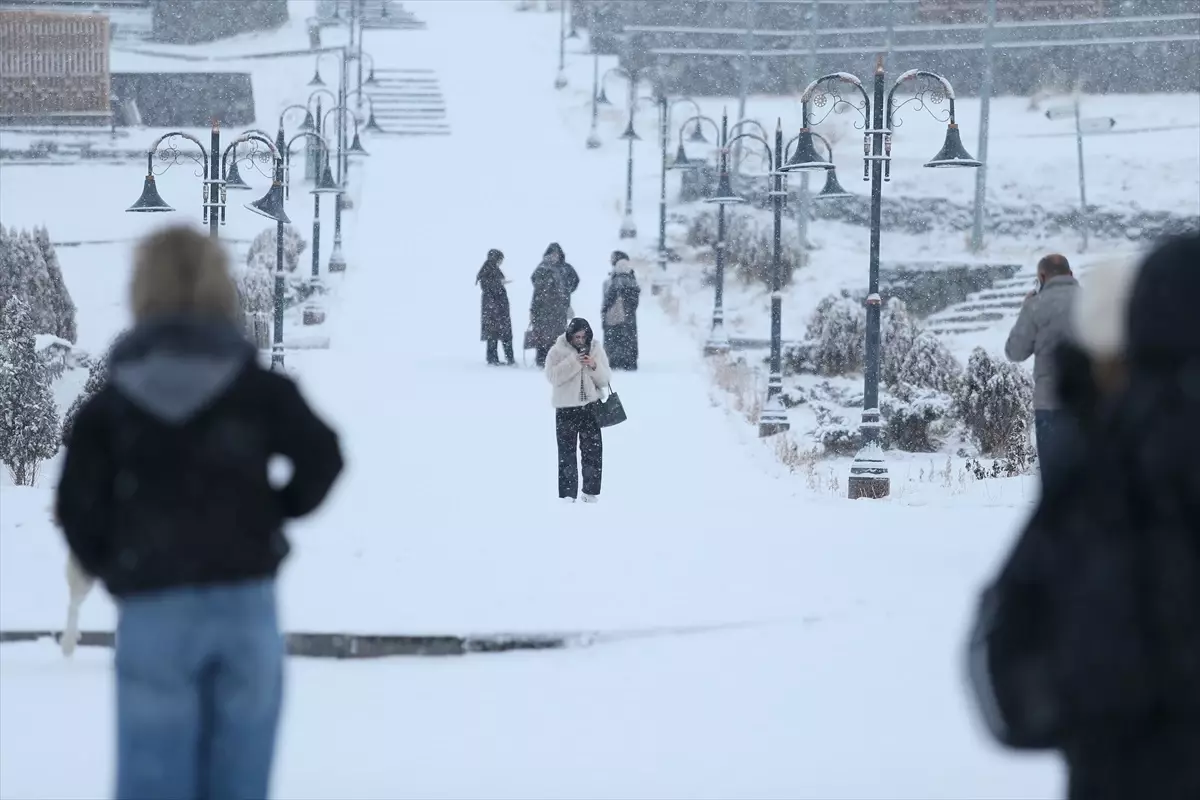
[1004,253,1079,488]
[600,250,641,371]
[527,243,577,368]
[477,248,515,366]
[545,317,611,503]
[55,224,344,800]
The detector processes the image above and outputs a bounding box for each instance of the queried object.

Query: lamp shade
[704,169,744,205]
[365,67,378,85]
[364,111,384,134]
[224,158,252,190]
[670,142,693,169]
[596,86,611,106]
[298,109,316,132]
[687,123,708,144]
[127,174,173,212]
[924,123,982,168]
[245,181,291,224]
[308,67,325,87]
[619,118,639,141]
[347,130,369,156]
[780,129,833,172]
[815,168,852,200]
[312,157,341,194]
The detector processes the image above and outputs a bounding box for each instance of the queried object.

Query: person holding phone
[544,317,612,503]
[1005,252,1079,488]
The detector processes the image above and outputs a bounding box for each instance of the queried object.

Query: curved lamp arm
[667,96,703,124]
[322,104,364,133]
[146,130,208,166]
[284,130,332,162]
[886,68,960,128]
[676,114,719,145]
[307,88,338,112]
[221,132,280,176]
[345,88,376,116]
[725,131,775,173]
[729,118,769,142]
[278,104,310,132]
[798,71,872,128]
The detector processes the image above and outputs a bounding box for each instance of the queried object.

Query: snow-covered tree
[806,292,865,376]
[246,225,308,274]
[34,226,77,343]
[0,297,61,485]
[237,261,275,315]
[953,347,1034,456]
[61,348,110,442]
[895,331,962,394]
[881,298,919,386]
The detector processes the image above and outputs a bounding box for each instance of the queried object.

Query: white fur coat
[544,334,612,408]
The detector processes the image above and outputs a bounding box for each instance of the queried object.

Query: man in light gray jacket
[1005,253,1080,487]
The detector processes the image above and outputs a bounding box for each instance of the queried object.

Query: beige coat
[544,334,613,408]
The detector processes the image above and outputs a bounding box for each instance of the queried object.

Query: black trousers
[556,406,602,499]
[535,344,552,368]
[486,337,514,365]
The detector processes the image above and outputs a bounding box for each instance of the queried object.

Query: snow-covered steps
[365,68,449,136]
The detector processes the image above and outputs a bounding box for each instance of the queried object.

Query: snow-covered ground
[0,1,1079,797]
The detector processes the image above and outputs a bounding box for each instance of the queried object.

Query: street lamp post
[611,66,641,239]
[781,57,982,499]
[554,0,568,88]
[283,131,342,325]
[586,52,602,149]
[650,91,705,294]
[321,104,371,273]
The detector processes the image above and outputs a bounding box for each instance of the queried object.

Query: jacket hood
[543,242,565,262]
[108,316,255,425]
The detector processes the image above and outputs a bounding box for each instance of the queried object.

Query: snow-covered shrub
[0,297,61,485]
[62,348,110,442]
[883,385,953,453]
[34,226,77,343]
[894,331,962,394]
[805,292,865,376]
[953,347,1034,456]
[246,225,308,274]
[881,298,919,386]
[684,210,801,287]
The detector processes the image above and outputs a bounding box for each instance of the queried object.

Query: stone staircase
[365,68,449,136]
[925,252,1138,342]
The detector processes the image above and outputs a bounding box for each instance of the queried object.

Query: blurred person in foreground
[1004,253,1080,487]
[968,233,1200,800]
[55,224,344,800]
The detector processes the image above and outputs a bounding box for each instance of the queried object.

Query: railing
[0,10,110,117]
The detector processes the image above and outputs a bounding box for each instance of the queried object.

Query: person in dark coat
[966,233,1200,800]
[601,250,641,371]
[477,248,514,366]
[55,224,344,800]
[527,243,576,368]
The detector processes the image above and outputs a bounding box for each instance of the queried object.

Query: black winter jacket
[55,317,344,598]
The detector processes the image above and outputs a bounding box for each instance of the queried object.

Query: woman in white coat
[544,317,612,503]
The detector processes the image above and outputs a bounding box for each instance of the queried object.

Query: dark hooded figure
[601,250,641,370]
[477,248,514,366]
[966,233,1200,800]
[528,242,578,368]
[55,224,344,800]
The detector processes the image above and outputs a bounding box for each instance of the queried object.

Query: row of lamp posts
[586,55,982,500]
[126,40,380,372]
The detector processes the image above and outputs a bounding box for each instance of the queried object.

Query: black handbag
[591,385,627,428]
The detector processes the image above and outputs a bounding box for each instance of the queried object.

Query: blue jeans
[115,579,283,800]
[1035,409,1080,490]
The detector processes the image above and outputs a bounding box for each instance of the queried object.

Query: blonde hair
[1070,258,1140,360]
[130,224,239,323]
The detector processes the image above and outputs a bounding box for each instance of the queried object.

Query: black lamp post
[671,111,766,355]
[648,91,704,293]
[221,133,291,369]
[320,105,370,272]
[586,52,602,149]
[127,119,287,242]
[780,58,981,499]
[284,131,341,325]
[554,0,568,88]
[718,120,797,438]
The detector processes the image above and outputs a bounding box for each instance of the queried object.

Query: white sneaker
[581,494,598,504]
[560,497,576,504]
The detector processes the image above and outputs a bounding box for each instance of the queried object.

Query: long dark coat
[601,263,640,370]
[968,234,1200,800]
[477,260,512,341]
[528,261,569,350]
